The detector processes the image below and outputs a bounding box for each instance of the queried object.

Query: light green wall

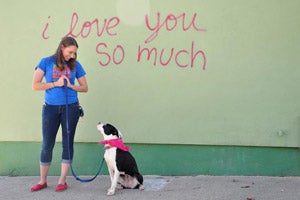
[1,0,300,148]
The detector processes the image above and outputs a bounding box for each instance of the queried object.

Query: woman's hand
[54,75,69,87]
[54,75,88,92]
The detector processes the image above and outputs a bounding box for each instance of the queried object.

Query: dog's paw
[139,184,145,191]
[107,188,115,196]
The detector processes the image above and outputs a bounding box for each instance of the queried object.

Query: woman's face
[61,45,77,61]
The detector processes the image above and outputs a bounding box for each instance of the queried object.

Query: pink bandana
[98,138,130,152]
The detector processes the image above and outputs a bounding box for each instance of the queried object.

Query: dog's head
[97,122,123,140]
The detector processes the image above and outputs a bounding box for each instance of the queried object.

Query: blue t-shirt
[36,55,86,105]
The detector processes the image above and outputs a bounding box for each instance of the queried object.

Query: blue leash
[64,80,105,182]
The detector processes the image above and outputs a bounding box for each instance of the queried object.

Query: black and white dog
[97,122,144,195]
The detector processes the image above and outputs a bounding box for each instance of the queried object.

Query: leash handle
[64,79,68,90]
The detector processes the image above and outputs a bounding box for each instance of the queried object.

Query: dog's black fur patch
[103,124,119,137]
[116,148,143,185]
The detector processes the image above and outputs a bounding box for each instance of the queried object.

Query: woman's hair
[54,36,79,71]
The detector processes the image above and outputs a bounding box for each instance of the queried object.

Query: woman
[31,37,88,192]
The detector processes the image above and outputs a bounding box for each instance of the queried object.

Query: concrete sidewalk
[0,175,299,200]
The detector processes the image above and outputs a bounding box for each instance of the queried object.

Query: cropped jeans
[40,102,80,166]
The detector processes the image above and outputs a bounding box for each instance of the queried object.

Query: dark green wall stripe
[0,142,299,176]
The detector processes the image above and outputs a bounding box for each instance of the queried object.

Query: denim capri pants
[40,102,80,166]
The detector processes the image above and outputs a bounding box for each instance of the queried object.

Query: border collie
[97,122,144,195]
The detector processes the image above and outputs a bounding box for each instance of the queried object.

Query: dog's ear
[104,124,119,136]
[118,131,123,138]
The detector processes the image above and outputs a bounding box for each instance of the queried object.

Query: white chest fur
[104,147,117,170]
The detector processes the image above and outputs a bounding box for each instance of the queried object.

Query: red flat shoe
[55,183,68,192]
[31,183,48,192]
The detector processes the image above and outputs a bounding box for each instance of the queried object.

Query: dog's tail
[135,173,143,185]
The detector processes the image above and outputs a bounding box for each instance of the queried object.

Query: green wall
[1,0,300,176]
[1,142,299,176]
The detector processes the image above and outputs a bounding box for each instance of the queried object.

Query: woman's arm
[68,76,88,92]
[32,68,88,92]
[32,68,55,90]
